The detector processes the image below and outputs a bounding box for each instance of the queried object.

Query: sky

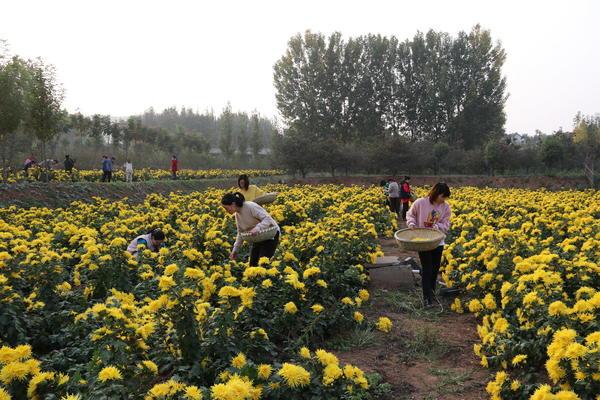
[1,0,599,135]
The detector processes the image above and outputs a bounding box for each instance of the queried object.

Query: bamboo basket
[394,228,445,252]
[240,225,279,243]
[254,192,278,205]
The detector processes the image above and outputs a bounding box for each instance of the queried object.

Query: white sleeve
[250,203,277,231]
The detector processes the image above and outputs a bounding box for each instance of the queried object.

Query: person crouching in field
[222,192,280,266]
[127,229,166,257]
[406,183,451,307]
[237,174,265,202]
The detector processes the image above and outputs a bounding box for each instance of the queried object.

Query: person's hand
[229,251,238,260]
[249,228,259,236]
[408,224,415,230]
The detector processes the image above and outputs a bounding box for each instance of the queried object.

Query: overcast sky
[1,0,598,134]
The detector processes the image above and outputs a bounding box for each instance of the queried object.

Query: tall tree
[237,125,248,157]
[250,113,262,157]
[573,112,600,187]
[219,103,234,157]
[27,59,65,180]
[0,53,31,182]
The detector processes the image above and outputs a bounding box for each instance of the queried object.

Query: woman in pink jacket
[406,183,452,307]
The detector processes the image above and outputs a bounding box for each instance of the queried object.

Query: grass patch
[429,367,475,394]
[373,289,443,321]
[326,327,376,351]
[408,326,448,360]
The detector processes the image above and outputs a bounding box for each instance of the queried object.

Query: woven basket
[254,192,278,205]
[240,225,278,243]
[394,228,445,252]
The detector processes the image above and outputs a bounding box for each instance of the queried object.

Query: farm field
[3,168,284,184]
[0,185,395,399]
[0,185,598,399]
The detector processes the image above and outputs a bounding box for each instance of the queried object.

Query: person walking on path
[221,192,280,267]
[124,160,134,183]
[101,155,113,182]
[388,178,400,218]
[400,176,412,221]
[171,155,178,179]
[406,182,452,307]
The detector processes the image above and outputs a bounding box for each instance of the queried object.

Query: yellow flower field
[443,188,600,400]
[0,185,395,399]
[5,168,284,183]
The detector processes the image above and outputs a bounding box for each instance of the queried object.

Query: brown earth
[0,176,282,208]
[333,230,490,400]
[289,174,589,190]
[0,174,588,209]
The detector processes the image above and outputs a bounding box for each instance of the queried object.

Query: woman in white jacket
[221,192,280,266]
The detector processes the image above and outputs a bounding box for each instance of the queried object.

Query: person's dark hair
[428,183,451,203]
[238,174,250,190]
[221,192,245,207]
[404,176,411,181]
[379,180,386,187]
[148,228,166,240]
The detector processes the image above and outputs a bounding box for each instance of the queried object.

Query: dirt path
[289,174,589,190]
[334,233,490,399]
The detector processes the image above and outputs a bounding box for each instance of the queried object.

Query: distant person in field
[127,228,166,257]
[171,155,178,179]
[380,179,390,208]
[387,178,400,218]
[23,156,36,177]
[407,182,452,308]
[101,155,113,182]
[221,192,280,267]
[41,159,58,170]
[124,160,134,183]
[400,176,412,221]
[64,155,75,172]
[237,174,266,202]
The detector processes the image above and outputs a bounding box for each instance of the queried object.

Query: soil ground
[289,174,589,190]
[0,174,590,209]
[331,230,490,400]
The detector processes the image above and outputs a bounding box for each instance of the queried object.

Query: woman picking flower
[127,228,166,256]
[222,192,280,266]
[406,183,451,307]
[237,174,266,202]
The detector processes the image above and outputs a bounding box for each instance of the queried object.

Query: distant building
[506,133,527,146]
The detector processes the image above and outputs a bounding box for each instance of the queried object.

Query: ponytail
[221,192,245,207]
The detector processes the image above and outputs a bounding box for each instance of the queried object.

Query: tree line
[0,41,277,181]
[272,27,599,186]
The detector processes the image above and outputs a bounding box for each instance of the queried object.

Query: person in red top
[171,155,178,179]
[400,176,412,221]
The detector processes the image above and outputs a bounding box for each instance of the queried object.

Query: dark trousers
[401,201,410,221]
[249,232,280,266]
[418,245,444,303]
[102,171,112,182]
[389,197,400,216]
